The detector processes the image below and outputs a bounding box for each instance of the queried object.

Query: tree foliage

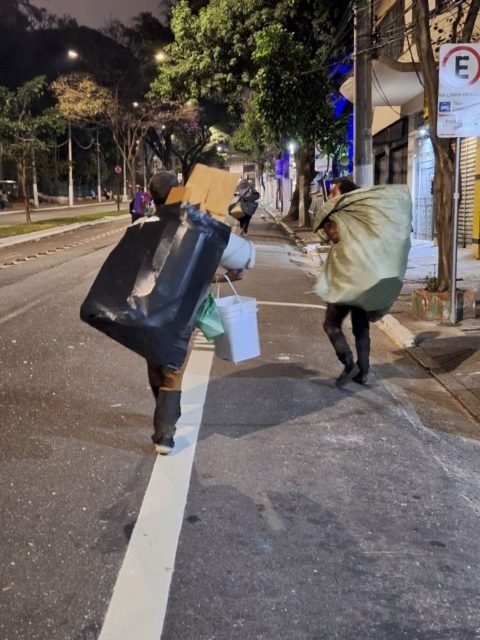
[150,0,351,221]
[149,0,275,105]
[252,24,342,144]
[102,12,173,86]
[0,76,64,221]
[0,0,77,32]
[52,73,110,122]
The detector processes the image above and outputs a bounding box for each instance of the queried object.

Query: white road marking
[98,339,215,640]
[0,300,44,326]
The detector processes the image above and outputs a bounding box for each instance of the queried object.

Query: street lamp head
[132,101,140,108]
[155,50,167,63]
[67,49,79,60]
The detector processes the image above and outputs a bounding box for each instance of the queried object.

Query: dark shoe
[352,370,368,385]
[154,437,175,456]
[335,361,359,386]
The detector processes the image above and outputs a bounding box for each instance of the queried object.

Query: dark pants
[146,361,184,444]
[323,304,370,374]
[239,215,252,233]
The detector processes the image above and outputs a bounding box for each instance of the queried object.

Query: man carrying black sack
[142,171,183,454]
[317,178,371,386]
[146,172,241,454]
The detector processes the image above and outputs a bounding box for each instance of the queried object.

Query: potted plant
[412,273,476,322]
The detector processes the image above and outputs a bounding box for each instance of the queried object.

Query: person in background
[318,177,371,386]
[130,187,154,224]
[275,153,284,211]
[129,186,143,224]
[146,172,242,455]
[228,179,260,236]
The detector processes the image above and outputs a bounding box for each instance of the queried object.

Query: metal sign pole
[450,137,461,324]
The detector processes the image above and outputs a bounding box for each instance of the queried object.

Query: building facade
[342,0,480,252]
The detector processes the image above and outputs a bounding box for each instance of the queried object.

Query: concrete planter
[412,288,476,322]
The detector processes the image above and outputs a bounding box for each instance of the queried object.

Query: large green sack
[312,185,412,314]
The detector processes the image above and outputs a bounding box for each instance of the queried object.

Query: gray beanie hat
[149,171,179,205]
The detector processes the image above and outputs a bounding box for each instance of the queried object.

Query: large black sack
[80,204,230,370]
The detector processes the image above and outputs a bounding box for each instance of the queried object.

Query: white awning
[340,56,424,108]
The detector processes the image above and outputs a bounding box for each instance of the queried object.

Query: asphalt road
[1,214,480,640]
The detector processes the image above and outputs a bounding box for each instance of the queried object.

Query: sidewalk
[267,206,480,423]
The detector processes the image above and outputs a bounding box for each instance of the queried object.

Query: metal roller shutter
[459,137,477,247]
[390,144,408,184]
[375,153,388,184]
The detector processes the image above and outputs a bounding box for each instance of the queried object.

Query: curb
[265,206,309,251]
[0,214,130,248]
[406,346,480,424]
[376,314,417,349]
[267,204,480,424]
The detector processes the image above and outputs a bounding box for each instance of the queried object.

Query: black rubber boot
[327,333,358,386]
[335,353,359,386]
[353,337,370,385]
[152,390,181,454]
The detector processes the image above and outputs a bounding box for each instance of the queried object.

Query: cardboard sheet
[185,164,241,220]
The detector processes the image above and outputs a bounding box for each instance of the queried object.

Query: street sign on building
[438,43,480,138]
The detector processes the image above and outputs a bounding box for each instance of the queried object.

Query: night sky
[31,0,170,28]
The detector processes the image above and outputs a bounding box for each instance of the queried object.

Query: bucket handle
[217,275,244,309]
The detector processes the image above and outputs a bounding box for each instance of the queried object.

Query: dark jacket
[229,186,260,218]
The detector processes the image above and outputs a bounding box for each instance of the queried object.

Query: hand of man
[214,269,243,283]
[225,269,243,282]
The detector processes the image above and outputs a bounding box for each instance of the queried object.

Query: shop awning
[340,56,424,108]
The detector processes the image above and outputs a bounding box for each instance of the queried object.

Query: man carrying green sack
[313,179,412,386]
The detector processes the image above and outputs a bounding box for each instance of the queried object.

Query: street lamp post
[66,49,79,207]
[96,129,102,203]
[68,119,74,207]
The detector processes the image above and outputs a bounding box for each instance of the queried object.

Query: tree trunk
[432,139,455,291]
[413,0,479,291]
[255,159,264,194]
[18,159,31,224]
[286,143,315,226]
[127,159,136,196]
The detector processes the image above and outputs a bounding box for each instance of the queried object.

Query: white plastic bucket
[220,233,256,270]
[214,295,260,363]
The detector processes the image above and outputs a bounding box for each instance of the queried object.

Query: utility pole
[122,149,128,202]
[96,129,102,203]
[354,0,374,187]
